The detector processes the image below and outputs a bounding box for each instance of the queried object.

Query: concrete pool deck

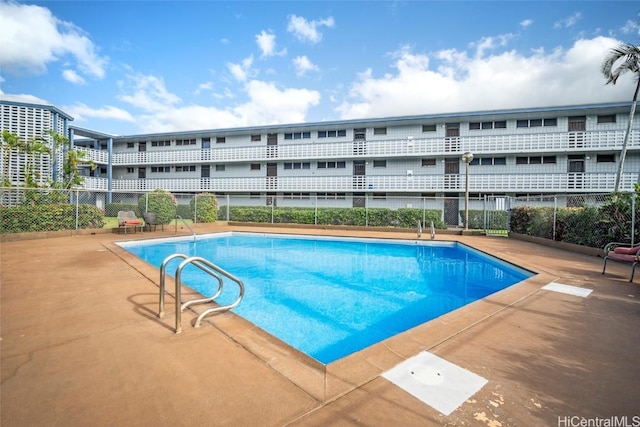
[1,223,639,426]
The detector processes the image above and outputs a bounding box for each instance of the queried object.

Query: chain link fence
[1,187,637,249]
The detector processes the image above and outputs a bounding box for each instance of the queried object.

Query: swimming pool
[119,232,533,364]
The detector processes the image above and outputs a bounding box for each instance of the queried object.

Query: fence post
[75,189,80,230]
[314,195,318,225]
[226,194,230,221]
[632,194,636,246]
[553,196,558,241]
[365,194,369,227]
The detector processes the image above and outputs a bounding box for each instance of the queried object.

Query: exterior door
[568,116,586,148]
[138,142,146,152]
[266,162,277,190]
[445,123,460,152]
[444,194,460,226]
[444,157,460,190]
[353,128,366,155]
[353,160,365,190]
[567,155,585,189]
[267,133,278,158]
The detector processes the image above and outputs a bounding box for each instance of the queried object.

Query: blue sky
[1,1,639,136]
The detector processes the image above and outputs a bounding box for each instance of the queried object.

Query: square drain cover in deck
[543,282,593,298]
[382,351,487,416]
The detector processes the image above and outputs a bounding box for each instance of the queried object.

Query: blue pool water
[119,233,533,364]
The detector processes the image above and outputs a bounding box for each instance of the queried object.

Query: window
[151,166,170,173]
[318,129,346,138]
[215,164,225,171]
[373,160,386,167]
[175,165,196,172]
[317,161,345,169]
[176,139,196,146]
[597,154,615,162]
[284,162,310,170]
[317,192,346,200]
[597,115,616,124]
[422,124,437,132]
[126,167,134,173]
[470,120,506,130]
[151,140,170,147]
[516,156,557,165]
[421,158,436,167]
[373,127,387,135]
[517,118,557,128]
[283,192,310,200]
[127,142,134,148]
[284,132,311,140]
[216,137,226,144]
[250,134,261,142]
[250,163,261,170]
[474,157,505,166]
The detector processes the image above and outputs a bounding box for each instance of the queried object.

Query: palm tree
[602,43,640,193]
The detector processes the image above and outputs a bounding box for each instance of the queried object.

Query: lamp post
[461,152,474,231]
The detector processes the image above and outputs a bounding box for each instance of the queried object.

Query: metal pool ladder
[158,254,245,334]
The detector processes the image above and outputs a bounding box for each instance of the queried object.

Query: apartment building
[2,99,639,225]
[0,100,73,186]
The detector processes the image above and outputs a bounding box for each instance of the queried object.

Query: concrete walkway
[1,224,639,426]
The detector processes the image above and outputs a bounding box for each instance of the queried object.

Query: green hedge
[225,206,446,229]
[105,203,140,217]
[137,189,177,225]
[191,193,217,223]
[1,204,105,233]
[510,193,640,248]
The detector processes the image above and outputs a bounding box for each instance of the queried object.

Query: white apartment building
[0,100,73,186]
[2,100,639,225]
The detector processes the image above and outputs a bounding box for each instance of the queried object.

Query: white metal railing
[80,172,637,193]
[79,130,639,166]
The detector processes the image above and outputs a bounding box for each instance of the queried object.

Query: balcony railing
[81,172,635,193]
[77,130,640,166]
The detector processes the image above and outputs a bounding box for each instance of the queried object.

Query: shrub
[176,204,192,220]
[191,193,218,223]
[0,204,105,233]
[137,189,177,225]
[105,202,139,217]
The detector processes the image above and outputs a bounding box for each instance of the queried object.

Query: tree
[48,131,95,189]
[1,130,50,187]
[601,43,640,193]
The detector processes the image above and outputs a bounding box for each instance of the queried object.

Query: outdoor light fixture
[461,152,474,231]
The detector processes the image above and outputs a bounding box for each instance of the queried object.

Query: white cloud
[255,30,286,57]
[0,91,49,105]
[554,12,582,30]
[227,56,255,82]
[0,1,107,78]
[520,19,533,29]
[469,34,515,58]
[63,102,135,123]
[287,15,335,43]
[621,19,640,36]
[293,56,319,76]
[335,36,632,120]
[194,82,213,95]
[62,69,85,84]
[117,73,182,112]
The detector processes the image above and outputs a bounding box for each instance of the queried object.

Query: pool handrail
[175,215,196,242]
[159,253,245,334]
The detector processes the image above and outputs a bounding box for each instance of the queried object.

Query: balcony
[77,130,639,167]
[81,172,634,193]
